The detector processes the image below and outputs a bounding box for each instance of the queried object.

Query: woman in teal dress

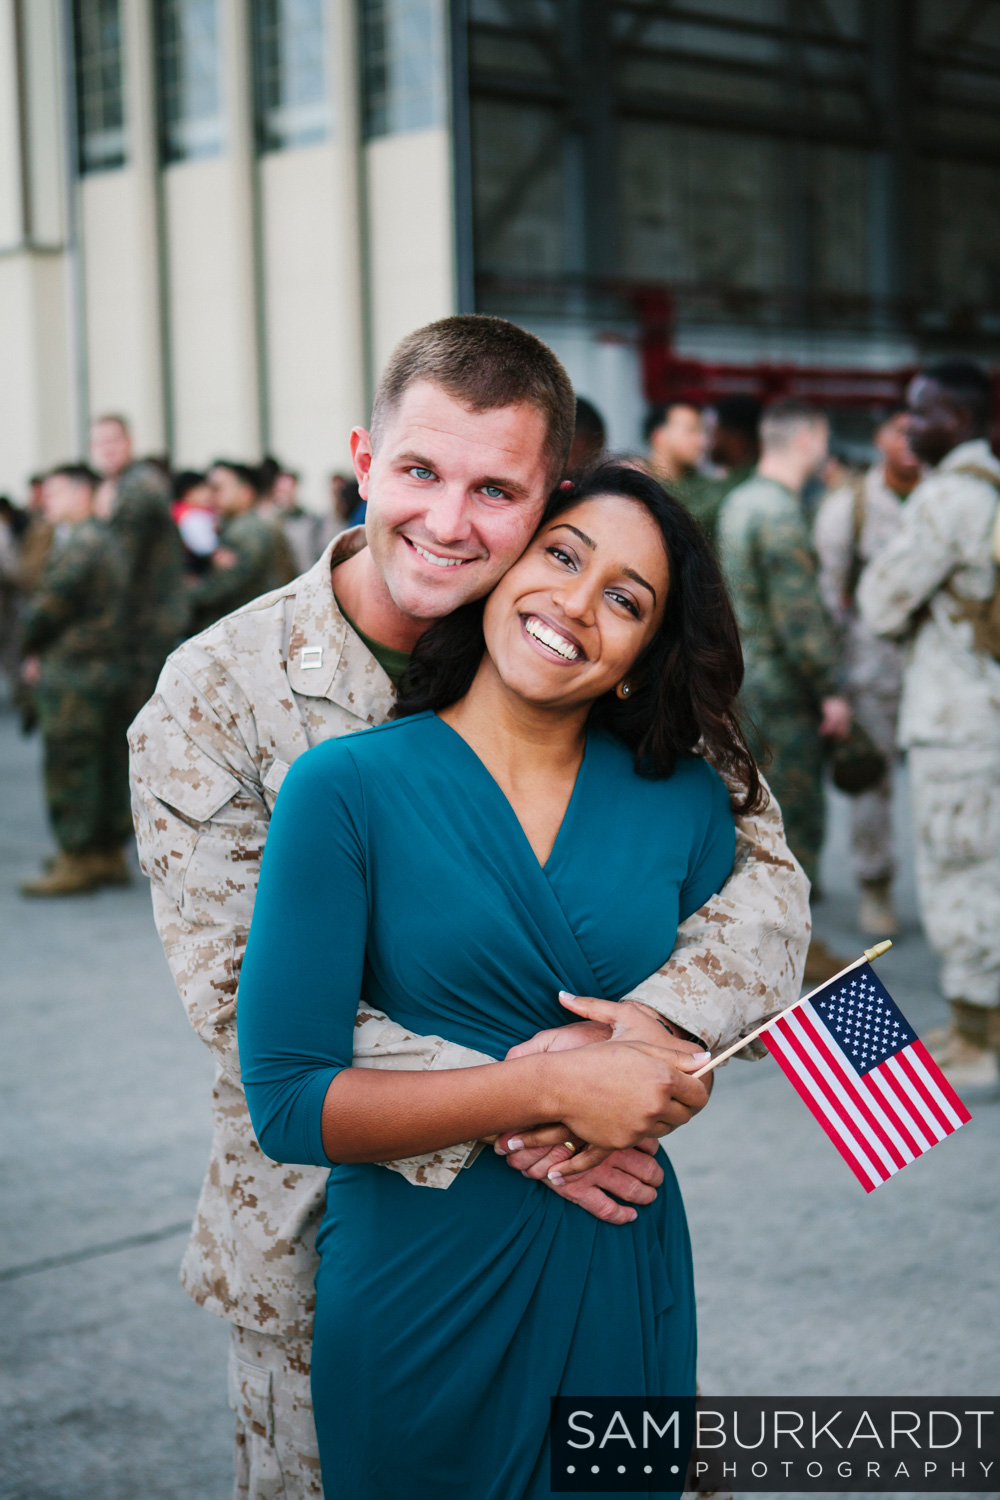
[238,464,763,1499]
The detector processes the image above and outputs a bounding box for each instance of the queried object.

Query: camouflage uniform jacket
[857,438,1000,750]
[813,463,907,698]
[188,509,288,635]
[21,517,126,694]
[110,462,188,669]
[677,464,754,548]
[717,472,840,714]
[129,528,810,1338]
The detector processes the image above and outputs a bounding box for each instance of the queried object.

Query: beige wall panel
[164,157,260,466]
[0,252,73,493]
[20,0,65,245]
[365,127,456,377]
[260,143,365,505]
[80,170,164,449]
[0,0,22,248]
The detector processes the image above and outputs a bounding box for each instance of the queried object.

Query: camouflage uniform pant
[230,1326,324,1500]
[846,686,899,884]
[36,683,132,854]
[747,705,824,887]
[908,745,1000,1009]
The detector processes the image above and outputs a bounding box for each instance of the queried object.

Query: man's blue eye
[411,468,433,480]
[483,485,504,499]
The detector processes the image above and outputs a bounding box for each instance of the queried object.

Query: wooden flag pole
[691,940,893,1078]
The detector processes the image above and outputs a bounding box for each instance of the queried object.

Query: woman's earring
[617,680,631,699]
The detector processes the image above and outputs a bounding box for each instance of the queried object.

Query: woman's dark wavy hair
[395,462,764,813]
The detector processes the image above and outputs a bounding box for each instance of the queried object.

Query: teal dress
[238,712,735,1500]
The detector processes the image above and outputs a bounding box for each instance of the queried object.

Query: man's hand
[505,1018,611,1059]
[509,1138,664,1226]
[497,993,714,1195]
[212,546,238,570]
[820,695,852,739]
[21,656,40,686]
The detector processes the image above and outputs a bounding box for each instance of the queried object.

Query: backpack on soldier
[942,464,1000,661]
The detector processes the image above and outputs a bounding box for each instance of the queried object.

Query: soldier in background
[188,461,293,635]
[858,362,1000,1088]
[814,409,922,936]
[89,414,188,724]
[258,458,322,575]
[693,393,763,545]
[567,395,607,477]
[19,465,130,896]
[645,399,708,492]
[717,399,853,983]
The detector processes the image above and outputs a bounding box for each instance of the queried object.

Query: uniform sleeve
[238,746,366,1167]
[112,472,164,581]
[189,523,272,615]
[623,769,810,1056]
[856,475,964,638]
[757,503,840,698]
[20,537,92,653]
[812,485,855,621]
[129,651,487,1186]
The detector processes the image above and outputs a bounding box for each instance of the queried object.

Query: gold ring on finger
[563,1140,577,1154]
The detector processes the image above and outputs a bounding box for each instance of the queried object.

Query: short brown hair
[370,315,576,481]
[759,398,827,449]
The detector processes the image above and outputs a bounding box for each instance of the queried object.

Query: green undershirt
[338,603,412,688]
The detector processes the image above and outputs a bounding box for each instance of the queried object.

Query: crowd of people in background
[2,356,999,1092]
[0,416,363,897]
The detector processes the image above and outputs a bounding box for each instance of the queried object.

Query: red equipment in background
[632,287,915,413]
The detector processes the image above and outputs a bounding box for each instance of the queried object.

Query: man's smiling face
[351,380,555,621]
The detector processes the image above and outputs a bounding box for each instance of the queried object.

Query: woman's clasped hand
[497,992,713,1181]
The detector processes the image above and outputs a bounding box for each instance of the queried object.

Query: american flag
[761,962,971,1192]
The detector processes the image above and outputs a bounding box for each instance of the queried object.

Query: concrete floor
[1,708,997,1500]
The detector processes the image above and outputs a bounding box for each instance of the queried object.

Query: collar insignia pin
[300,646,323,670]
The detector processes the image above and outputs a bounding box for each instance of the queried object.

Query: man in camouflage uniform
[188,461,296,636]
[858,361,1000,1089]
[644,399,719,524]
[814,409,922,935]
[130,316,810,1500]
[694,393,763,547]
[20,465,131,896]
[717,399,852,983]
[90,414,188,724]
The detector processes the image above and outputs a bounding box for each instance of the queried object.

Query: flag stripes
[762,997,970,1192]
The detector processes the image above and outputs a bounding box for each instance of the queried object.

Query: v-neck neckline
[427,711,591,874]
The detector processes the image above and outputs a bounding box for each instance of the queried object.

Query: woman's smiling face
[481,494,670,710]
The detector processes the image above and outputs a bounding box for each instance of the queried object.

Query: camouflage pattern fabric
[21,518,130,854]
[109,462,188,721]
[129,528,810,1345]
[858,438,1000,1006]
[814,463,909,883]
[229,1325,323,1500]
[856,439,1000,751]
[676,463,754,548]
[36,684,132,854]
[188,509,293,637]
[717,472,841,884]
[909,746,1000,1007]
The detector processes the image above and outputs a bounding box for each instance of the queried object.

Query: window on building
[157,0,224,163]
[361,0,447,140]
[254,0,329,151]
[73,0,127,173]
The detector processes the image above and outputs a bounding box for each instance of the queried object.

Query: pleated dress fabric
[238,712,736,1500]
